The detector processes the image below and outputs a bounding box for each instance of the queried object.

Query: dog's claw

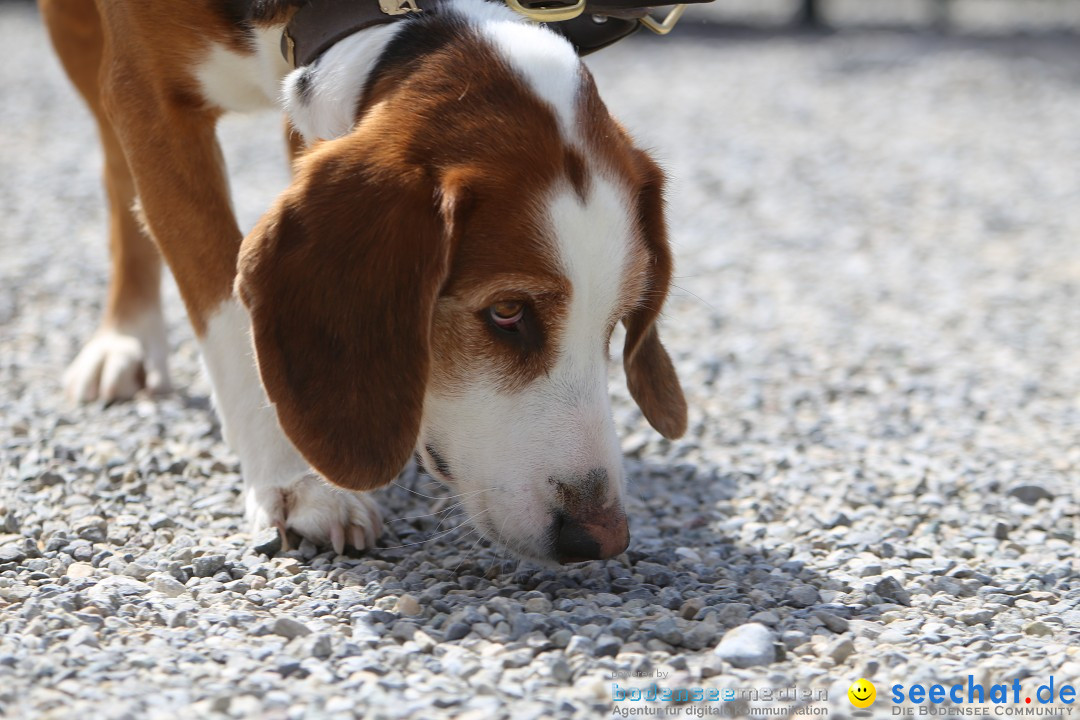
[246,474,382,555]
[361,514,378,549]
[330,523,346,555]
[351,525,367,551]
[64,316,170,404]
[274,520,291,552]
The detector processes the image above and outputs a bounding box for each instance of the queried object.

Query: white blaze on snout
[419,177,639,561]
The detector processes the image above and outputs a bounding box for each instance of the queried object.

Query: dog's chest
[196,27,292,113]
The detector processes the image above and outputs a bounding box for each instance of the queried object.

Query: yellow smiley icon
[848,678,876,708]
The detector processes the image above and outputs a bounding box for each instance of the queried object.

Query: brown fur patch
[61,0,262,334]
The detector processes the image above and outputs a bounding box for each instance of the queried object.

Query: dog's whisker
[390,499,470,523]
[388,480,495,502]
[453,527,489,574]
[380,509,490,550]
[669,282,715,310]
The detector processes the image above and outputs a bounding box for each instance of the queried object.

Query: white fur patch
[282,23,404,142]
[280,0,582,142]
[200,300,309,487]
[419,179,635,562]
[548,178,635,371]
[64,308,170,403]
[196,28,292,113]
[456,0,582,135]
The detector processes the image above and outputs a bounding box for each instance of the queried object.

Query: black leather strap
[283,0,448,67]
[549,13,640,56]
[282,0,709,66]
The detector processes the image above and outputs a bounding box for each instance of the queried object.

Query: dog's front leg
[92,16,381,553]
[202,301,382,553]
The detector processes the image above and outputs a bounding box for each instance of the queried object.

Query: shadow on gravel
[274,456,867,660]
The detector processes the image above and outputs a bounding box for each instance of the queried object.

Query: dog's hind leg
[40,0,169,403]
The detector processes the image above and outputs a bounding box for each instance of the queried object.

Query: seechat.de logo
[849,679,877,709]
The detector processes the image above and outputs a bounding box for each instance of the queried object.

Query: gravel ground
[2,4,1080,719]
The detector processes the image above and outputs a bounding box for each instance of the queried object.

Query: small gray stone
[566,635,594,656]
[854,562,884,578]
[958,609,994,626]
[524,596,552,613]
[271,616,312,639]
[786,585,820,608]
[713,623,777,668]
[750,610,780,626]
[815,611,850,634]
[594,634,621,657]
[781,630,808,650]
[547,656,572,683]
[1022,621,1053,637]
[0,545,25,564]
[877,629,909,645]
[650,617,683,645]
[148,513,175,530]
[826,637,855,663]
[874,577,912,606]
[123,562,154,581]
[680,598,705,620]
[443,622,471,641]
[192,554,226,578]
[73,516,107,544]
[395,594,421,616]
[713,603,752,626]
[391,621,418,642]
[301,634,333,659]
[297,539,319,560]
[151,574,188,598]
[65,562,95,579]
[502,649,534,668]
[253,527,282,556]
[608,618,635,639]
[1007,485,1054,505]
[550,629,573,648]
[683,623,720,650]
[700,653,725,678]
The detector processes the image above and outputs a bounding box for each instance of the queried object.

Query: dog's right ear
[621,150,687,440]
[236,131,454,491]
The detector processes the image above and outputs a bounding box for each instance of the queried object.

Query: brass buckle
[379,0,423,15]
[639,3,686,34]
[506,0,586,23]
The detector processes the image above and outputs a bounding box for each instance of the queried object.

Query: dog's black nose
[553,510,629,563]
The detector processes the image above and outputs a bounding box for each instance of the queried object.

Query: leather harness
[281,0,711,67]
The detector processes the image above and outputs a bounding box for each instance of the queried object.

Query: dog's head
[237,34,685,564]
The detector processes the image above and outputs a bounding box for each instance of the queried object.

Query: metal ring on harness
[638,4,687,34]
[505,0,588,22]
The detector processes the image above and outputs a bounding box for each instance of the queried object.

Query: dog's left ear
[236,132,456,490]
[623,151,688,439]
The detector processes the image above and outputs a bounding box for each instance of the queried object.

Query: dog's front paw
[246,474,382,555]
[65,312,170,403]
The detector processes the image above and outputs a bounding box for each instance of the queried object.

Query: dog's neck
[282,0,582,143]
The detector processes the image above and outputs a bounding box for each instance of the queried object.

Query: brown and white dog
[41,0,687,564]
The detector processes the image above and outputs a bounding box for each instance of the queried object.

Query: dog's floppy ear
[623,151,688,440]
[236,133,453,490]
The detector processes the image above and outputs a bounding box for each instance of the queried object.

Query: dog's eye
[489,301,524,331]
